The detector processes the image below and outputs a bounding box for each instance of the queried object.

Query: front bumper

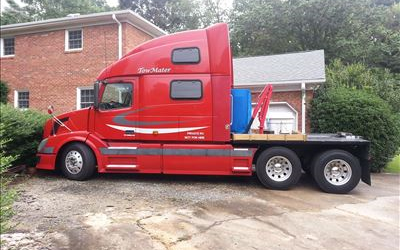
[36,153,56,170]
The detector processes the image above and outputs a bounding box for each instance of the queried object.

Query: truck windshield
[99,83,132,110]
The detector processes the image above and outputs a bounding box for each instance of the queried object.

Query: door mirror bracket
[93,81,100,110]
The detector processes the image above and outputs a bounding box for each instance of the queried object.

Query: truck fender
[48,132,90,154]
[50,133,105,173]
[85,133,109,172]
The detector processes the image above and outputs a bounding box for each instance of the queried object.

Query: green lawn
[385,154,400,173]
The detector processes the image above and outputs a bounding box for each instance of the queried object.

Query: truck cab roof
[97,23,233,81]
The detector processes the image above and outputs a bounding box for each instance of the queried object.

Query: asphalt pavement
[1,171,399,250]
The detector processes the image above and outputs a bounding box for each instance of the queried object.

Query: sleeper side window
[172,47,200,64]
[99,83,132,110]
[170,80,202,99]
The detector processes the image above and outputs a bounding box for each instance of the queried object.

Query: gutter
[112,14,122,59]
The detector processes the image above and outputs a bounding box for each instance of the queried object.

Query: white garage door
[251,102,298,134]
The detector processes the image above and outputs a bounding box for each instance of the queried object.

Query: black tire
[256,147,302,190]
[312,150,361,194]
[60,143,96,181]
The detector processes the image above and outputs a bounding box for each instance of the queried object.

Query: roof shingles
[233,50,325,85]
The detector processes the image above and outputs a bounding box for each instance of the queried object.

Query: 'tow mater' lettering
[138,67,171,74]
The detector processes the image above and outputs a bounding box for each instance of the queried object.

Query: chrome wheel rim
[65,150,83,174]
[266,156,292,182]
[324,159,352,186]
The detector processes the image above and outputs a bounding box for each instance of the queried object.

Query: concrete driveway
[1,172,399,250]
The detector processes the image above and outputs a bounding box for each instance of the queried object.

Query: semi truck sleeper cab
[36,23,370,194]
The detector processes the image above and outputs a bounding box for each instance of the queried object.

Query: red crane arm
[244,84,273,134]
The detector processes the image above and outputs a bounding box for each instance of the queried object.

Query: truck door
[94,78,162,174]
[94,78,138,140]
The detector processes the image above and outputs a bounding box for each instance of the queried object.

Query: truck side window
[172,47,200,64]
[99,83,132,110]
[170,80,202,99]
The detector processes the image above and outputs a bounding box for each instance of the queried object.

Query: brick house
[0,10,166,113]
[1,12,324,134]
[233,50,326,134]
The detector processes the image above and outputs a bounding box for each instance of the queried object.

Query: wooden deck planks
[232,133,307,141]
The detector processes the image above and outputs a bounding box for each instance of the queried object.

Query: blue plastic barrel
[231,89,251,133]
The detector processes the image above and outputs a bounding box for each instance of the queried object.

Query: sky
[1,0,117,11]
[1,0,233,12]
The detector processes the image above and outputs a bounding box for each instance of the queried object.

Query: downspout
[301,82,306,134]
[112,14,122,59]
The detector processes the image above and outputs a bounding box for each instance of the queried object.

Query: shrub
[0,123,17,233]
[371,68,400,113]
[310,87,400,172]
[0,80,9,104]
[0,104,49,167]
[326,60,400,112]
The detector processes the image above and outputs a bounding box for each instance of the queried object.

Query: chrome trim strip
[108,147,138,150]
[99,148,252,157]
[100,148,162,155]
[106,164,137,169]
[233,167,249,171]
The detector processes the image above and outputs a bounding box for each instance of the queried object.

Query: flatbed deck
[232,133,369,145]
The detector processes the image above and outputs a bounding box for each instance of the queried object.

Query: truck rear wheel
[256,147,302,190]
[312,150,361,194]
[60,143,96,181]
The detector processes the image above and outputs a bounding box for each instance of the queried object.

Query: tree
[119,0,200,32]
[230,0,288,56]
[1,0,32,25]
[119,0,229,32]
[1,0,112,25]
[200,0,230,27]
[165,0,203,32]
[325,59,400,113]
[230,0,400,73]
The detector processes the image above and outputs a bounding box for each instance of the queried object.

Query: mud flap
[361,158,371,185]
[360,144,371,185]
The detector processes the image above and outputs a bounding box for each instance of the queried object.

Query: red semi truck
[36,23,371,194]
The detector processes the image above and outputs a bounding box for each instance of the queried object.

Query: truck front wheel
[312,150,361,194]
[59,143,96,181]
[256,147,302,190]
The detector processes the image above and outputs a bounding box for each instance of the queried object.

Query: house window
[170,80,202,99]
[65,29,82,51]
[14,91,29,109]
[77,87,94,109]
[1,38,15,57]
